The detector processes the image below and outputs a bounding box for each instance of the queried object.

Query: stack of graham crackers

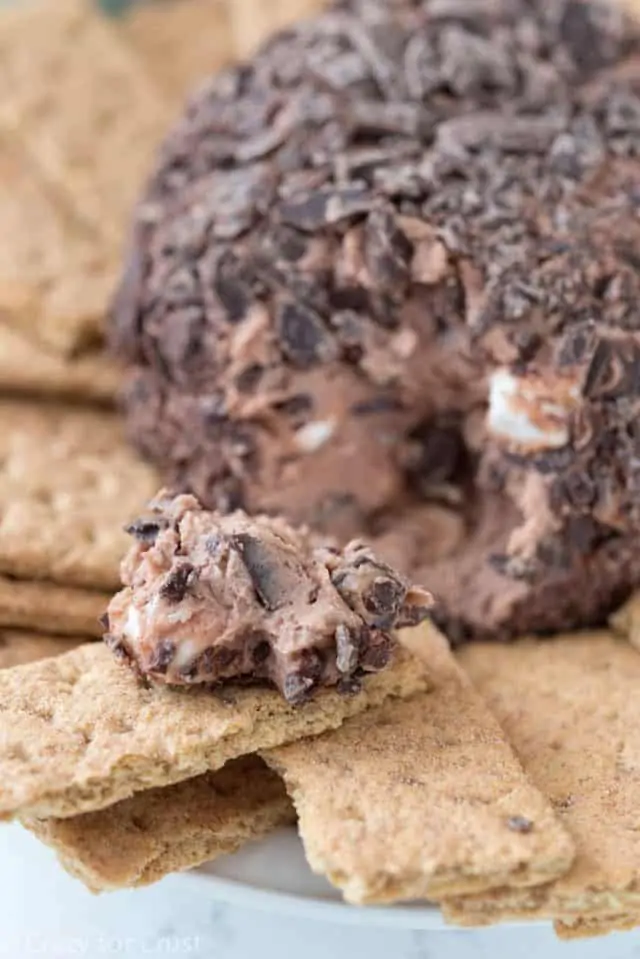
[0,0,322,661]
[3,0,640,943]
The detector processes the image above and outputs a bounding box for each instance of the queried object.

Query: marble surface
[3,822,640,959]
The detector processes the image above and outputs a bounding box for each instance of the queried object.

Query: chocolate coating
[111,0,640,638]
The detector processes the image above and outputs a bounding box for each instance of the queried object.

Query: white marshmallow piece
[294,419,336,453]
[124,604,142,647]
[488,368,579,450]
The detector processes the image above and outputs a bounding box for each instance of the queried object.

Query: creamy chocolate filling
[105,492,432,702]
[110,0,640,640]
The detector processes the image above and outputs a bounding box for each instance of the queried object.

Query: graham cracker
[555,914,640,940]
[0,575,107,638]
[263,623,574,905]
[0,134,113,357]
[0,0,171,251]
[0,630,83,670]
[0,398,158,591]
[442,632,640,926]
[0,326,120,405]
[0,642,427,821]
[25,755,295,892]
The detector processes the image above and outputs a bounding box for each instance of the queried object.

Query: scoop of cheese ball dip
[105,492,432,702]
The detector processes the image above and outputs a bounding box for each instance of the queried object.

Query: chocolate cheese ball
[111,0,640,640]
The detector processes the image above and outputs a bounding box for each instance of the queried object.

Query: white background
[3,823,640,959]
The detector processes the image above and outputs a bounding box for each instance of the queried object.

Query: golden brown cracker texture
[116,0,233,106]
[554,914,640,940]
[0,574,107,638]
[0,326,120,405]
[0,642,428,821]
[263,623,574,905]
[0,0,171,250]
[0,136,112,357]
[443,633,640,926]
[0,630,83,670]
[25,755,294,892]
[0,399,158,590]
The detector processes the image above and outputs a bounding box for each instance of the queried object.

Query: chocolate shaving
[159,562,197,603]
[335,623,361,675]
[507,815,534,834]
[124,518,168,545]
[230,533,290,611]
[148,640,176,674]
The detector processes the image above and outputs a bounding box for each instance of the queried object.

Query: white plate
[191,826,533,930]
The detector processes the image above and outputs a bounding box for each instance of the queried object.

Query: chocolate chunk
[282,672,315,704]
[252,638,272,665]
[404,420,469,491]
[231,533,288,610]
[281,648,324,703]
[557,324,595,367]
[103,632,130,664]
[274,393,314,418]
[350,395,403,416]
[276,302,334,368]
[507,815,534,834]
[187,645,240,680]
[362,578,406,630]
[363,208,413,292]
[234,364,264,393]
[148,640,176,674]
[270,225,308,263]
[335,623,361,675]
[160,562,197,603]
[124,518,168,545]
[332,549,409,629]
[98,611,110,632]
[359,631,393,672]
[559,0,611,73]
[279,185,372,232]
[214,252,252,323]
[337,674,362,695]
[557,471,597,512]
[583,338,640,400]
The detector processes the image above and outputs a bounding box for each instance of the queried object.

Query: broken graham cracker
[0,575,107,639]
[262,623,574,906]
[0,135,114,357]
[0,0,171,251]
[0,641,427,821]
[0,630,83,670]
[0,399,158,591]
[554,914,640,940]
[442,632,640,928]
[0,326,120,405]
[24,755,294,893]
